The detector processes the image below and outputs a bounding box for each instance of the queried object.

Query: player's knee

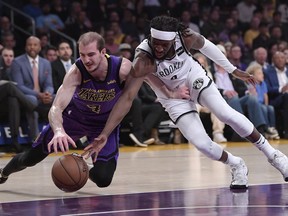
[192,139,223,160]
[89,168,113,188]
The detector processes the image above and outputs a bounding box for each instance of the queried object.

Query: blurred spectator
[267,25,284,48]
[284,47,288,66]
[243,15,261,50]
[228,44,247,71]
[263,51,288,138]
[252,21,270,50]
[22,0,43,20]
[120,9,138,38]
[51,41,74,93]
[36,2,65,34]
[236,0,257,30]
[162,0,180,18]
[104,29,119,55]
[246,64,279,139]
[200,6,224,39]
[135,15,149,42]
[109,21,126,45]
[270,11,288,41]
[38,32,50,58]
[43,45,57,62]
[0,31,22,57]
[228,29,246,55]
[180,10,200,33]
[0,48,37,152]
[249,47,269,70]
[65,10,93,41]
[0,16,13,38]
[50,0,69,23]
[64,1,82,26]
[10,36,54,135]
[218,17,237,43]
[86,0,108,33]
[118,43,132,61]
[278,0,288,24]
[137,0,162,20]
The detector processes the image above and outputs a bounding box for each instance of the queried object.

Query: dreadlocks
[150,16,187,33]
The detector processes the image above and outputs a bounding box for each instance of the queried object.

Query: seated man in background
[264,51,288,138]
[0,48,36,152]
[10,36,54,138]
[138,82,167,145]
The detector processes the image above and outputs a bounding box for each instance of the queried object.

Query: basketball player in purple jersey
[84,16,288,190]
[0,32,158,187]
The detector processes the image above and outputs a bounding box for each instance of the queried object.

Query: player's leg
[176,112,248,189]
[89,158,116,188]
[199,83,288,181]
[0,143,49,184]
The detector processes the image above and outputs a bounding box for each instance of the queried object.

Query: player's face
[150,37,174,60]
[79,42,105,73]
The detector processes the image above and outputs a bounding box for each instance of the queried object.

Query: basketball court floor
[1,139,288,215]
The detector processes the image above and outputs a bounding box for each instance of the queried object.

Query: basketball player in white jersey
[84,16,288,189]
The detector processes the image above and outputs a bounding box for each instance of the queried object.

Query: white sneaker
[213,133,227,143]
[269,150,288,181]
[129,133,148,147]
[144,138,155,145]
[230,159,248,189]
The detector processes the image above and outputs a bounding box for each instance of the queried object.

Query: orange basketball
[51,153,89,192]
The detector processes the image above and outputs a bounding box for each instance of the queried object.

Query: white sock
[253,134,276,160]
[224,151,241,166]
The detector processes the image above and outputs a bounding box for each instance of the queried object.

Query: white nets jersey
[137,33,213,122]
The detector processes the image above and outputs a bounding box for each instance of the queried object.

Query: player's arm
[84,55,150,160]
[48,64,81,153]
[181,28,257,86]
[101,57,146,137]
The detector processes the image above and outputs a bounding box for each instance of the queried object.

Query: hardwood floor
[0,139,288,215]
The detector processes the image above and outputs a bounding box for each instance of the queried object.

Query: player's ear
[101,48,106,55]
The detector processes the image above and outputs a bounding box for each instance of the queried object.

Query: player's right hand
[173,85,190,99]
[48,131,76,154]
[83,134,107,162]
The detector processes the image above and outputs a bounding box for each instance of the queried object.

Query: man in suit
[10,36,54,138]
[51,41,74,93]
[264,51,288,138]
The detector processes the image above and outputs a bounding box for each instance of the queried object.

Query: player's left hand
[232,69,258,86]
[83,134,107,162]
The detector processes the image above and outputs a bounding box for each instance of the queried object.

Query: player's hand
[172,85,190,99]
[83,134,107,162]
[47,130,76,154]
[232,69,258,86]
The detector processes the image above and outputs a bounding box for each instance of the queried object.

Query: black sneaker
[0,168,8,184]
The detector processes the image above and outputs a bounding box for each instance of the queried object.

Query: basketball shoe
[0,168,8,184]
[269,150,288,181]
[129,133,155,147]
[230,159,248,189]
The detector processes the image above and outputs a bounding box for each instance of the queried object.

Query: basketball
[51,153,89,192]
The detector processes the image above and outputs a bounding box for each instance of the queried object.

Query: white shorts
[157,68,212,123]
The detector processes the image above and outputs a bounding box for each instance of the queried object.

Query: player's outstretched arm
[48,64,80,153]
[84,58,145,161]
